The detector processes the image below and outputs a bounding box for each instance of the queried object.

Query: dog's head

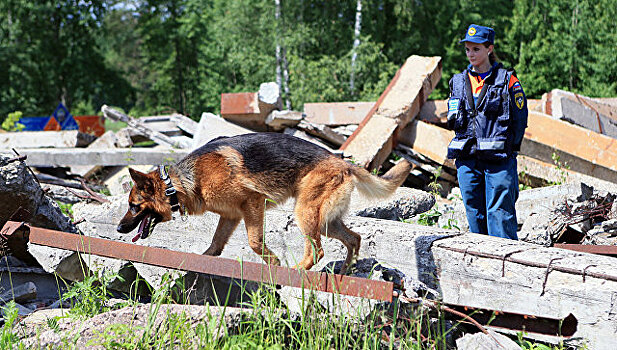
[117,168,174,242]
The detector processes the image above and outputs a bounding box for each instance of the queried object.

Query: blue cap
[459,24,495,44]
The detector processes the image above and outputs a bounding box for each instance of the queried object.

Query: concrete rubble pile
[2,54,617,349]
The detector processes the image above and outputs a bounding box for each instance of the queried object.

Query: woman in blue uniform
[447,24,528,240]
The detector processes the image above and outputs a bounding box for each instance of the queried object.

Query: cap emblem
[468,27,476,36]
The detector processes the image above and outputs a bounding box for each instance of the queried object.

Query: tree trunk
[350,0,362,96]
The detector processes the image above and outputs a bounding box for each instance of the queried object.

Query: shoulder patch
[515,92,525,109]
[512,81,522,92]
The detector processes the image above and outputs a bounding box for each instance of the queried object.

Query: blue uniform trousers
[455,156,519,240]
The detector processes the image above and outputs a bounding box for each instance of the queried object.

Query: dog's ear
[129,168,152,189]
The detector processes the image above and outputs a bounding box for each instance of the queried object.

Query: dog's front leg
[204,217,241,256]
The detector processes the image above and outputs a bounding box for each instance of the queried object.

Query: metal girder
[0,221,393,302]
[444,303,577,337]
[553,243,617,257]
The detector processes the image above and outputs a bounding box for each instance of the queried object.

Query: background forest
[0,0,616,121]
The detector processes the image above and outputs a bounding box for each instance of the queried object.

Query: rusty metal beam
[553,243,617,257]
[444,303,577,337]
[1,221,393,302]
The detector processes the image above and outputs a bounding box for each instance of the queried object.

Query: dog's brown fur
[117,133,411,272]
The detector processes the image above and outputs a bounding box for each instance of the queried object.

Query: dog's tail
[351,159,412,199]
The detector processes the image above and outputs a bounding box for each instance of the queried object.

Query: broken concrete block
[192,113,253,150]
[258,82,283,112]
[296,120,347,146]
[104,165,153,197]
[518,212,553,246]
[138,115,184,136]
[102,105,191,149]
[0,130,96,149]
[331,124,358,137]
[341,55,442,170]
[265,110,303,131]
[352,187,435,221]
[114,128,134,148]
[0,282,37,305]
[456,330,521,350]
[0,155,76,233]
[543,89,617,139]
[170,113,198,136]
[303,101,375,126]
[221,82,282,131]
[70,130,119,178]
[283,128,338,153]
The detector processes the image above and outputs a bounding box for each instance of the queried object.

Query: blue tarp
[18,103,78,131]
[18,116,51,131]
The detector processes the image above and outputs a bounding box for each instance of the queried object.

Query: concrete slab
[0,148,190,167]
[303,101,375,126]
[341,55,442,170]
[521,111,617,183]
[1,130,95,149]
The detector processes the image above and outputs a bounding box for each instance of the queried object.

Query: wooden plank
[340,55,442,170]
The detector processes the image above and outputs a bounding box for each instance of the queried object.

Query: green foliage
[56,201,74,220]
[550,151,570,185]
[62,269,124,318]
[1,301,22,348]
[1,111,24,131]
[2,0,616,120]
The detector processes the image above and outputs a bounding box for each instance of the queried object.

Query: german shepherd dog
[117,132,411,271]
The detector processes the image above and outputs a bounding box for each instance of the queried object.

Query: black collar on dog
[159,165,182,217]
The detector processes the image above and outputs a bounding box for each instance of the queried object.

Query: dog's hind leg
[204,217,241,256]
[293,205,324,271]
[242,197,281,266]
[324,219,361,274]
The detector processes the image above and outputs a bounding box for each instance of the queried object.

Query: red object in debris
[73,115,105,137]
[221,93,258,115]
[43,115,105,137]
[43,116,61,131]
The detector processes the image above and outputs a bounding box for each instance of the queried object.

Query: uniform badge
[512,81,522,92]
[448,98,460,112]
[448,98,460,120]
[468,27,476,36]
[515,92,524,109]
